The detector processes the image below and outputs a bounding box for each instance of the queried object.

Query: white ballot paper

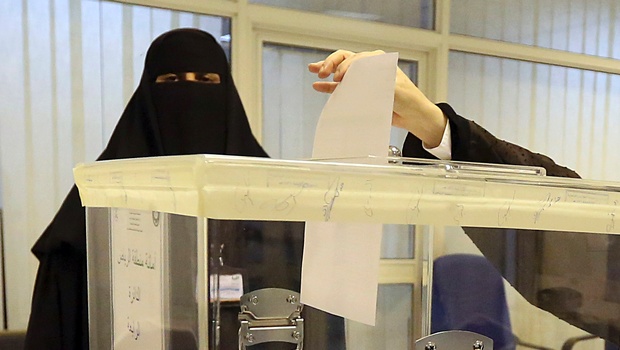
[301,53,398,325]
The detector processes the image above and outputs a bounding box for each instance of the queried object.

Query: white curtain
[0,0,228,329]
[250,0,434,28]
[451,0,620,59]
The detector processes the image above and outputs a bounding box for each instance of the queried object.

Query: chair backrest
[432,254,516,350]
[0,330,26,350]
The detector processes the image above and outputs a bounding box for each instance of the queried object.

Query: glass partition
[435,225,611,349]
[78,154,620,349]
[451,0,620,59]
[250,0,435,29]
[87,208,420,349]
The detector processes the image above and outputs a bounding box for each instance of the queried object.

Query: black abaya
[25,29,268,350]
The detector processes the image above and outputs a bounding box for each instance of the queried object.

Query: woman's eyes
[155,72,221,84]
[195,73,221,84]
[155,73,180,83]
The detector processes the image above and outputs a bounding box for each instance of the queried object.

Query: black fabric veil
[25,28,267,350]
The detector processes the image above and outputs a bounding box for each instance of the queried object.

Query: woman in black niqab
[25,28,268,350]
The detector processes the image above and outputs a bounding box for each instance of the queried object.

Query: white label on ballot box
[209,274,244,302]
[111,208,165,349]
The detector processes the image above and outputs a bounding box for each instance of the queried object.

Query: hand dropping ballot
[301,53,398,325]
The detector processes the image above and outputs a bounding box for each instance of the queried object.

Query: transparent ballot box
[75,155,620,349]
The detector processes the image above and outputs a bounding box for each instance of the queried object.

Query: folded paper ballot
[301,52,398,325]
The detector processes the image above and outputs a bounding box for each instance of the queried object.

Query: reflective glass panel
[346,284,414,348]
[451,0,620,59]
[80,151,620,349]
[251,0,435,29]
[87,207,420,349]
[435,225,608,349]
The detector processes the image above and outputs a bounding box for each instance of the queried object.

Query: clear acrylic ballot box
[76,154,620,349]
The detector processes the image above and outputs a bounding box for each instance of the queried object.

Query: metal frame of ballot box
[76,154,620,349]
[415,330,493,350]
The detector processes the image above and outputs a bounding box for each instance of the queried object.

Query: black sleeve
[402,103,580,178]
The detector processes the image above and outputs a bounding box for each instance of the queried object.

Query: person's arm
[403,103,580,178]
[308,50,578,178]
[308,49,447,148]
[310,50,620,345]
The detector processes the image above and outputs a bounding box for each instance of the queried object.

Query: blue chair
[431,254,551,350]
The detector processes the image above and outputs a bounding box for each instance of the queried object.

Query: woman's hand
[308,49,447,148]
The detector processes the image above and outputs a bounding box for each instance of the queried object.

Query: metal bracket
[415,331,493,350]
[238,288,304,350]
